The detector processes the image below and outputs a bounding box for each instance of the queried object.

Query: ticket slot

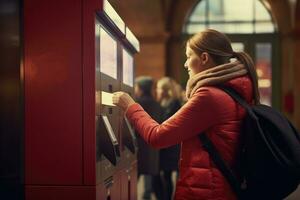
[96,115,120,165]
[122,117,136,154]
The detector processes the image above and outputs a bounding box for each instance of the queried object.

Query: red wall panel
[24,0,83,185]
[23,0,137,199]
[82,0,102,185]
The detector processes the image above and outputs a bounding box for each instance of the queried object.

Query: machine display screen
[99,26,117,79]
[122,49,133,86]
[102,115,118,143]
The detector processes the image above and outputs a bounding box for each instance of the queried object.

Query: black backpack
[199,86,300,200]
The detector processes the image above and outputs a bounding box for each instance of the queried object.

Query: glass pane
[189,0,206,22]
[209,0,254,22]
[255,0,272,21]
[231,43,244,52]
[185,0,275,34]
[123,49,134,86]
[100,26,117,79]
[255,22,274,33]
[208,23,253,33]
[186,23,207,34]
[255,43,272,106]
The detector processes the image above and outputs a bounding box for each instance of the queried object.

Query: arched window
[184,0,276,34]
[183,0,279,107]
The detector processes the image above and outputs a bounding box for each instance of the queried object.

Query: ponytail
[233,52,260,105]
[187,29,260,104]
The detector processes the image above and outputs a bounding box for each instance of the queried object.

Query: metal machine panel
[129,161,138,200]
[120,47,137,169]
[95,20,122,185]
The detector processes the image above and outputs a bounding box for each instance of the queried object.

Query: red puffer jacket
[126,76,253,200]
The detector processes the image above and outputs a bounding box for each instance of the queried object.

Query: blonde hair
[187,29,260,104]
[157,77,182,107]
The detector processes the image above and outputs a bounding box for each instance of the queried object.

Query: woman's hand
[112,92,136,112]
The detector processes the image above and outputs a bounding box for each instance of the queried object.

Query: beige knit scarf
[186,61,247,99]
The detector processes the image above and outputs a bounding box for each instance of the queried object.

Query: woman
[156,77,182,200]
[113,29,259,200]
[134,76,164,200]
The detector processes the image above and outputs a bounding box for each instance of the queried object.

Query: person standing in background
[156,77,182,200]
[134,76,164,200]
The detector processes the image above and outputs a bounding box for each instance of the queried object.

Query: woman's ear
[200,52,209,65]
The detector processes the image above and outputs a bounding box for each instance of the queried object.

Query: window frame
[184,0,277,34]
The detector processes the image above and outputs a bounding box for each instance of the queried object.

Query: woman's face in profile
[156,87,162,102]
[184,45,203,78]
[156,85,165,102]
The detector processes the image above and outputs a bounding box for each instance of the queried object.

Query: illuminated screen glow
[122,49,133,86]
[100,27,117,79]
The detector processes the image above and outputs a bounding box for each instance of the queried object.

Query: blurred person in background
[134,76,164,200]
[156,77,182,200]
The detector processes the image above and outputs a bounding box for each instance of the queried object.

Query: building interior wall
[294,0,300,134]
[110,0,300,131]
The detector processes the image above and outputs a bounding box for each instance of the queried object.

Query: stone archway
[165,0,198,82]
[109,0,170,80]
[265,0,292,33]
[109,0,299,130]
[167,0,293,78]
[167,0,296,114]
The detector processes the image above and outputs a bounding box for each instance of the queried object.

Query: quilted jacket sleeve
[126,87,223,148]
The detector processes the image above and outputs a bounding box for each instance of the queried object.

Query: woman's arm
[125,87,222,149]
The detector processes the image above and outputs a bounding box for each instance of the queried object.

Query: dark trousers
[138,173,164,200]
[152,170,178,200]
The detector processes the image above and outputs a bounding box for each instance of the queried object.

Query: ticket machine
[0,0,139,199]
[94,8,139,199]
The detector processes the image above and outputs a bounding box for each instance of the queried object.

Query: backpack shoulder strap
[198,133,243,198]
[198,86,252,199]
[218,86,251,110]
